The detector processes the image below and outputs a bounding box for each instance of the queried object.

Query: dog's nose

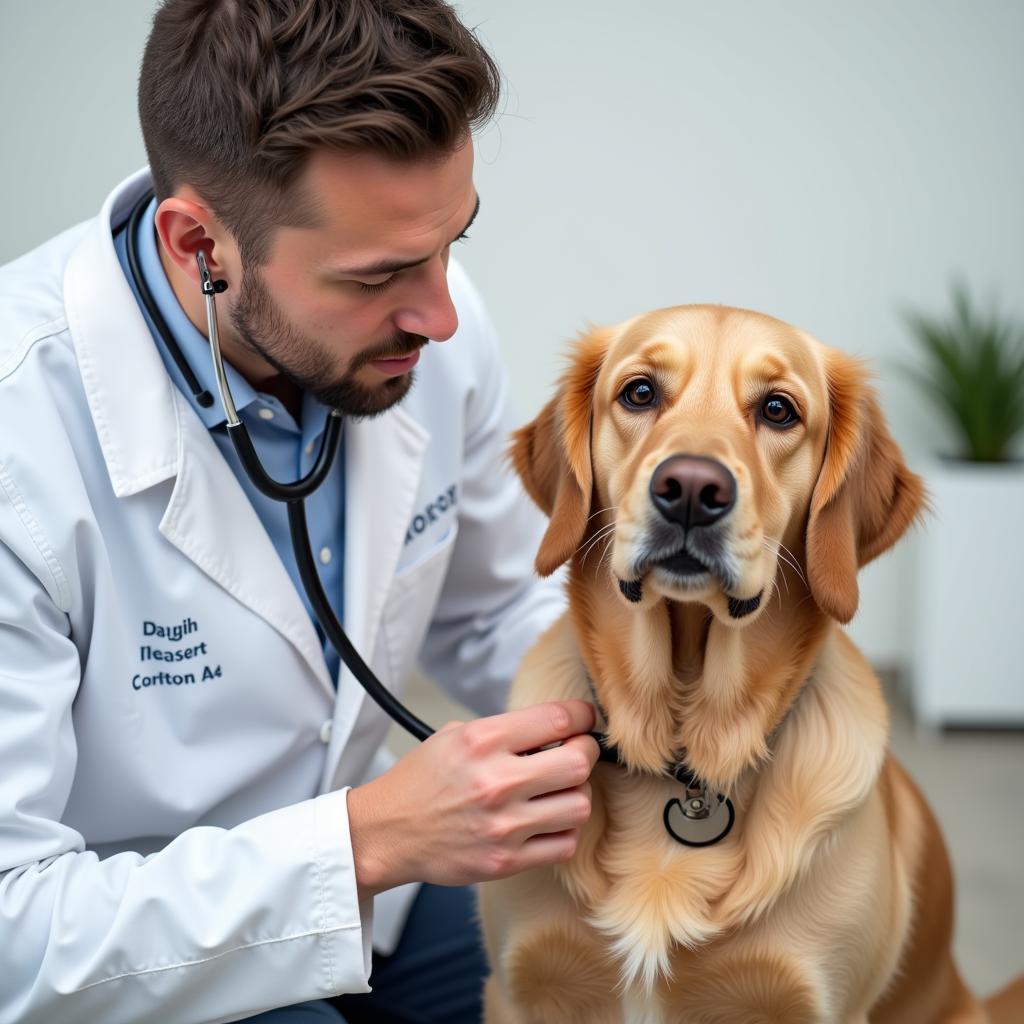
[650,456,736,528]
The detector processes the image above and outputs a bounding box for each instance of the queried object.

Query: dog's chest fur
[569,765,749,991]
[496,616,893,1018]
[619,990,667,1024]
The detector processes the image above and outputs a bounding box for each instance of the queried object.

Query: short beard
[228,264,427,419]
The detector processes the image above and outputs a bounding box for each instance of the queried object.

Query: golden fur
[479,306,1024,1023]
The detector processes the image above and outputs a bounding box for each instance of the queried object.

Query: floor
[883,674,1024,998]
[386,668,1024,1000]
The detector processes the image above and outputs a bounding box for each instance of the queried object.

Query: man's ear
[153,192,231,285]
[510,327,611,576]
[806,351,928,623]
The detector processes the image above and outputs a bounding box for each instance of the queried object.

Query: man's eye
[619,378,658,410]
[759,394,799,428]
[355,276,395,295]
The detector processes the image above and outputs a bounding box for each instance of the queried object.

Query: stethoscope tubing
[124,190,435,743]
[287,497,434,740]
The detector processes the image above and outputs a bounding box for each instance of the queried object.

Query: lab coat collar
[65,168,181,498]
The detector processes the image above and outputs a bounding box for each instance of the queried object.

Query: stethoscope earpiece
[195,251,228,295]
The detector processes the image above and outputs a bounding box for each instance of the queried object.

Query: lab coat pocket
[381,521,458,688]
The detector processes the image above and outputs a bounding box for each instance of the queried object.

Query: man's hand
[346,700,599,900]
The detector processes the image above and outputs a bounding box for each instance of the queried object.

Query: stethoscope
[124,190,434,742]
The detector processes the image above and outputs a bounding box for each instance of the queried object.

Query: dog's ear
[806,351,927,623]
[510,327,611,576]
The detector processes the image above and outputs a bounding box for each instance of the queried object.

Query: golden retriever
[478,305,1024,1023]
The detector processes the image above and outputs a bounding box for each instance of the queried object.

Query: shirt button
[258,408,275,421]
[319,546,332,565]
[304,440,315,456]
[319,719,333,744]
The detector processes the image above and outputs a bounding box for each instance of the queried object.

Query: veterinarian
[0,2,602,1022]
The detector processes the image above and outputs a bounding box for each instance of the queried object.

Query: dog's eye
[760,394,799,427]
[620,379,658,410]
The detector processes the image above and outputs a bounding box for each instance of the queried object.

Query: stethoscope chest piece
[663,786,735,848]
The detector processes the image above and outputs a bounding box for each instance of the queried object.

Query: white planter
[909,461,1024,727]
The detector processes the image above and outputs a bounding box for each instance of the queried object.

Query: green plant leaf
[900,281,1024,462]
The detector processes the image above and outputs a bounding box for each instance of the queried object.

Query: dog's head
[512,306,925,625]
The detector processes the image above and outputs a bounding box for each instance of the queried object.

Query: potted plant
[902,282,1024,726]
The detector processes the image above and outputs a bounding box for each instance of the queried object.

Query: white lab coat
[0,169,564,1024]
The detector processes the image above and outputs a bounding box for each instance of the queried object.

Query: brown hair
[138,0,500,262]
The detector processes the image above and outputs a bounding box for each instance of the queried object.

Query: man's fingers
[516,733,600,799]
[475,700,596,756]
[519,783,593,837]
[514,829,580,873]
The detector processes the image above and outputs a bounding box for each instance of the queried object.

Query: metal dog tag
[663,787,735,848]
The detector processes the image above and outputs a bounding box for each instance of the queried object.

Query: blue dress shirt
[114,198,345,683]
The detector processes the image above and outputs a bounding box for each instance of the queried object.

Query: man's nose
[394,260,459,342]
[650,455,737,528]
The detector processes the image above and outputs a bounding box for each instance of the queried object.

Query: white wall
[0,1,159,250]
[3,1,1022,670]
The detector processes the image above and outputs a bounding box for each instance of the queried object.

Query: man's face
[221,139,478,417]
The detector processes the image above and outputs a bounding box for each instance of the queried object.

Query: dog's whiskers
[764,539,807,590]
[761,541,791,597]
[777,542,808,587]
[597,533,616,573]
[762,542,791,597]
[586,504,619,524]
[584,522,617,549]
[754,576,783,628]
[766,538,808,588]
[579,534,613,571]
[579,523,617,567]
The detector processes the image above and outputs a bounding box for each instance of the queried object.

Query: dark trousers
[243,883,486,1023]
